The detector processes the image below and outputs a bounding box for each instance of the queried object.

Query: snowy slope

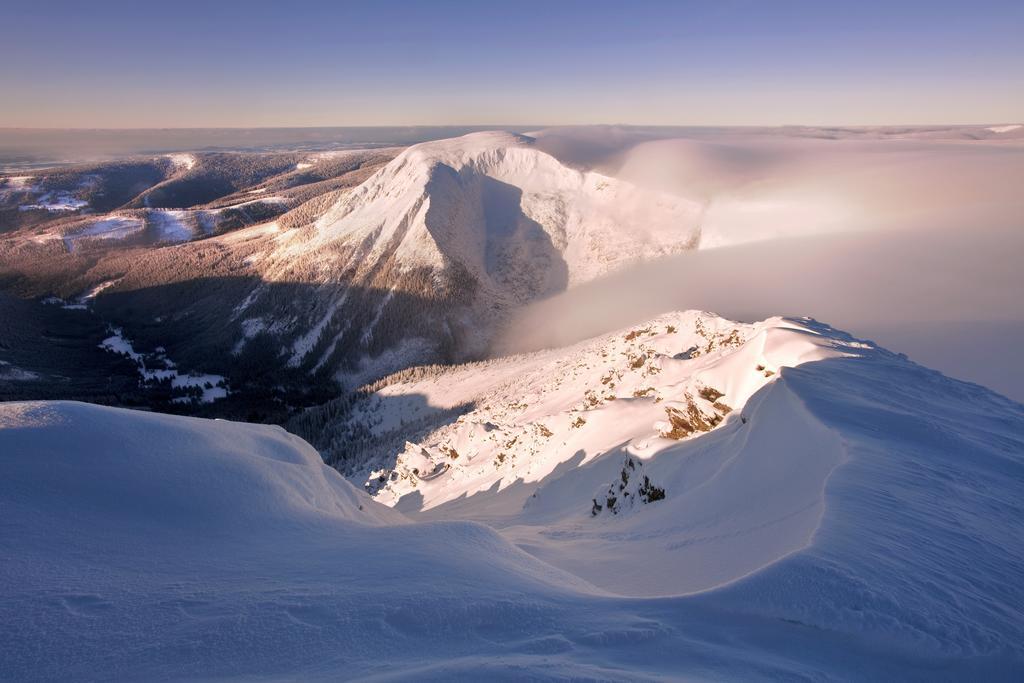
[332,312,850,596]
[341,312,860,596]
[248,132,705,371]
[0,402,603,680]
[302,131,703,289]
[3,313,1024,683]
[351,311,821,513]
[332,311,1024,668]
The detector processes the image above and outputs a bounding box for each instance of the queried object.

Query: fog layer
[502,129,1024,401]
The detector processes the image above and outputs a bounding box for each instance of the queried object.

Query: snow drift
[3,303,1024,679]
[0,401,601,680]
[308,311,1024,675]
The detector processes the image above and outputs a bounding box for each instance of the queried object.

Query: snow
[280,131,702,295]
[58,210,197,251]
[257,132,706,367]
[20,190,88,212]
[3,307,1023,679]
[4,175,32,187]
[81,278,118,301]
[170,374,228,403]
[232,288,263,317]
[99,328,228,403]
[987,124,1021,133]
[217,195,289,210]
[150,209,194,243]
[3,130,1022,677]
[345,311,1024,662]
[12,174,97,211]
[99,329,143,362]
[0,175,35,200]
[52,279,122,310]
[352,313,850,593]
[240,317,268,337]
[288,293,346,367]
[346,336,437,387]
[0,401,603,680]
[62,216,144,251]
[167,153,196,171]
[311,319,352,373]
[0,361,38,380]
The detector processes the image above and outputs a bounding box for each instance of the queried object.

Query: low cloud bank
[491,148,1019,401]
[497,220,1023,399]
[499,131,1024,400]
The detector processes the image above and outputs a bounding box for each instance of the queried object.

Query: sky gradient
[2,0,1022,128]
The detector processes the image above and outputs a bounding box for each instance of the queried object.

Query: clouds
[498,130,1024,400]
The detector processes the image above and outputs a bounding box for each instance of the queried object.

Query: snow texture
[2,311,1023,679]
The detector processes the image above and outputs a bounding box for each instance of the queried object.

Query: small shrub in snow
[592,456,666,516]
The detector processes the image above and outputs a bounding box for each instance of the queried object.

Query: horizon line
[1,121,1020,132]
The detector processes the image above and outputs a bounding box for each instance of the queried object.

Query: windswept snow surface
[2,313,1023,679]
[352,313,847,596]
[346,313,1024,670]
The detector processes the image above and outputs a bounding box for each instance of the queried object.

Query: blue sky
[2,0,1021,127]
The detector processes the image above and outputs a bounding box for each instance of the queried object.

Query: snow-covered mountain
[345,311,831,515]
[306,310,1024,654]
[5,127,1022,414]
[245,132,704,371]
[297,131,702,289]
[3,309,1023,679]
[0,133,706,415]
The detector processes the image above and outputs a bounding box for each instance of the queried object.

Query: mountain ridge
[3,308,1022,679]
